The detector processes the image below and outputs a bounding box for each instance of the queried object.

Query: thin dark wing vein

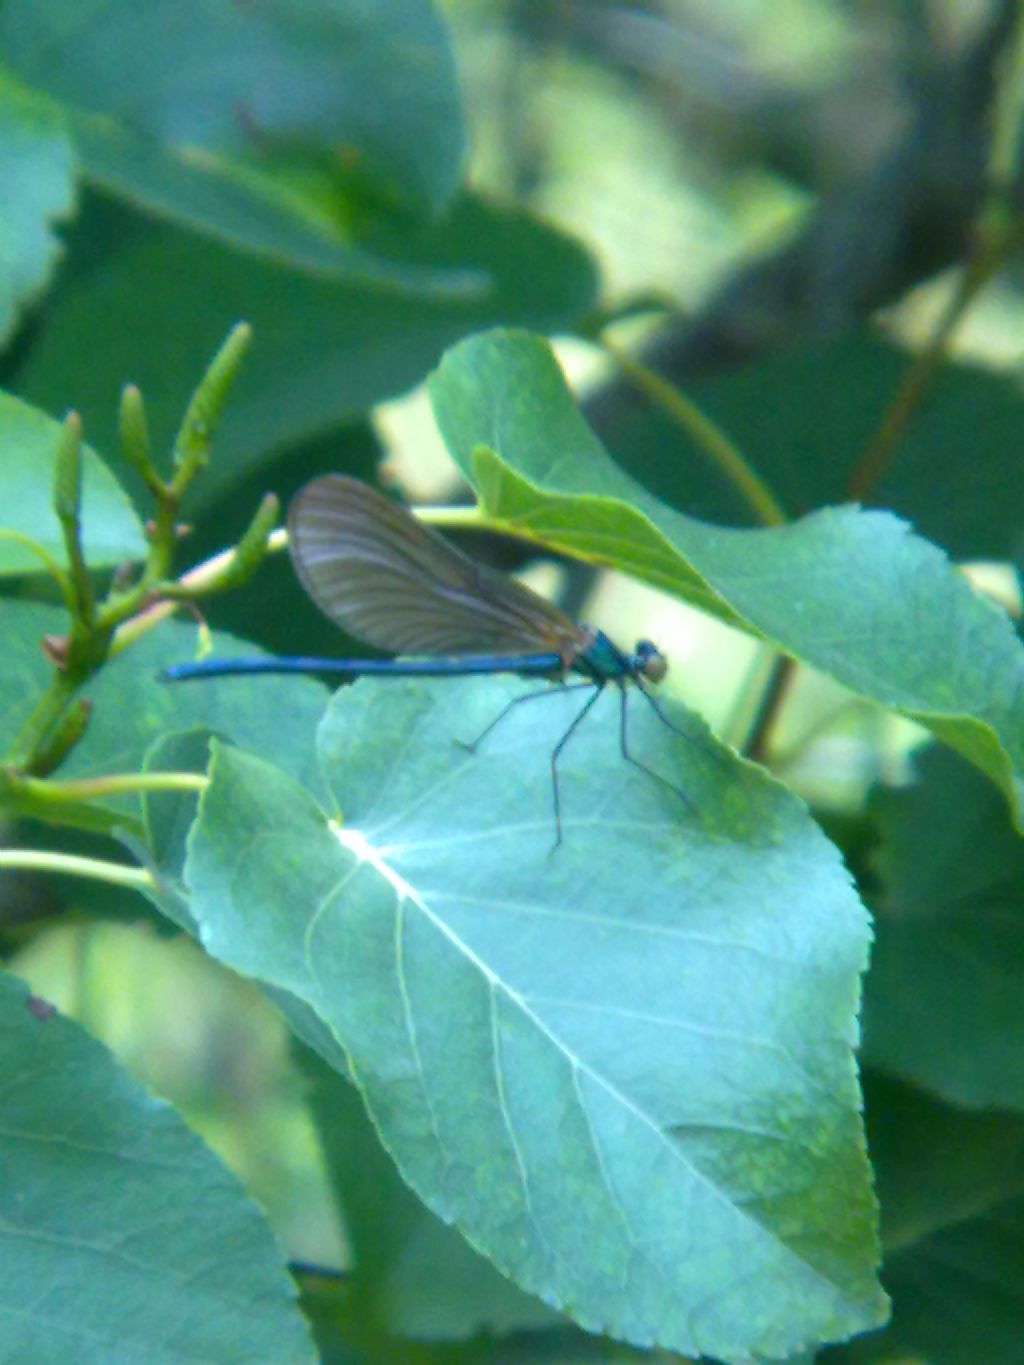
[297,565,559,655]
[294,477,550,619]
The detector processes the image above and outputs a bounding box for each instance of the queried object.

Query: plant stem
[0,849,155,892]
[110,527,288,655]
[414,504,487,530]
[8,671,81,773]
[847,216,1024,500]
[2,325,262,779]
[0,530,75,607]
[849,16,1024,501]
[12,771,208,805]
[743,654,798,762]
[599,334,787,527]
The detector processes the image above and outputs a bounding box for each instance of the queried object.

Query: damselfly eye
[635,639,668,683]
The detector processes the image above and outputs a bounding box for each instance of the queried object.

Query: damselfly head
[634,639,668,683]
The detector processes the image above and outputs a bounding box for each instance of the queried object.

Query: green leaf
[0,390,145,575]
[0,601,328,803]
[137,728,365,1079]
[862,745,1024,1111]
[601,329,1024,561]
[0,771,142,840]
[12,194,597,510]
[869,1196,1024,1365]
[427,328,1024,824]
[0,0,465,213]
[300,1045,560,1341]
[0,967,316,1363]
[133,726,221,933]
[0,79,75,345]
[823,1074,1024,1365]
[140,728,211,888]
[72,115,482,295]
[186,679,886,1361]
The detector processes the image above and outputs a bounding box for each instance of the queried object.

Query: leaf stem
[599,333,788,527]
[10,771,208,805]
[414,504,487,530]
[0,848,155,892]
[0,530,75,608]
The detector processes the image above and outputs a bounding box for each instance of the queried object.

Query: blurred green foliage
[3,2,1024,1362]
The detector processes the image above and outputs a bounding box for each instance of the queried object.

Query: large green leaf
[138,717,566,1343]
[0,79,75,346]
[136,726,360,1073]
[11,194,597,509]
[185,678,885,1361]
[0,390,144,575]
[428,328,1024,823]
[0,0,465,213]
[134,726,222,933]
[599,329,1024,561]
[301,1046,560,1341]
[0,967,315,1363]
[862,745,1024,1111]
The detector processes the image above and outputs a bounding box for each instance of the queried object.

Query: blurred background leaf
[821,1073,1024,1365]
[863,745,1024,1111]
[0,0,466,213]
[6,191,597,512]
[0,79,75,345]
[5,1,1024,1360]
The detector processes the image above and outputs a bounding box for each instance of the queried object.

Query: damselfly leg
[618,680,696,816]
